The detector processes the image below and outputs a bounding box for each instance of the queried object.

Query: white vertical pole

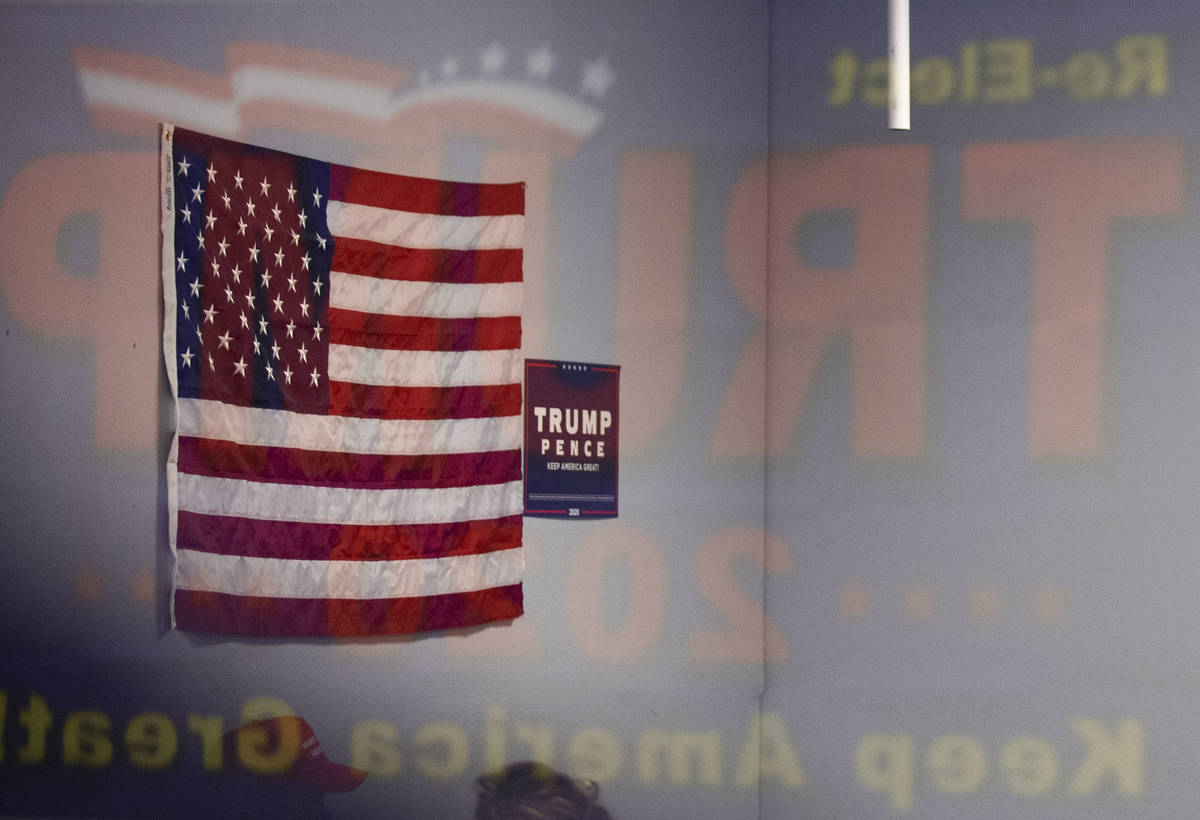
[888,0,910,130]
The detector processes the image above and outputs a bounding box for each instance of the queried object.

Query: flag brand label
[524,359,619,519]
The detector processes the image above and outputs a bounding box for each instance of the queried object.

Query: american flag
[161,125,524,636]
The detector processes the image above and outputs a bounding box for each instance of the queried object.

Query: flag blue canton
[172,134,335,413]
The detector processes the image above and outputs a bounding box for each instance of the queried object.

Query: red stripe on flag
[329,308,521,351]
[177,511,522,561]
[174,584,524,636]
[331,166,524,216]
[178,437,520,489]
[332,237,523,283]
[328,380,522,420]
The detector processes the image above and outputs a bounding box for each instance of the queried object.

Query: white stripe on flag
[328,345,522,387]
[80,68,400,136]
[327,201,524,250]
[330,273,523,318]
[229,66,398,119]
[175,546,525,599]
[178,474,524,525]
[81,71,240,135]
[177,398,521,454]
[390,79,602,139]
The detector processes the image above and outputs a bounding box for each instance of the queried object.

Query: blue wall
[0,2,1194,817]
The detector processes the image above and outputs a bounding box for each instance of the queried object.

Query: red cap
[227,716,367,793]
